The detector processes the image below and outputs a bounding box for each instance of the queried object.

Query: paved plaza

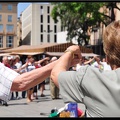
[0,84,85,117]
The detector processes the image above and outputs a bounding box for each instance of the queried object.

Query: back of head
[2,56,8,61]
[15,55,20,60]
[27,55,33,59]
[103,20,120,66]
[94,56,101,62]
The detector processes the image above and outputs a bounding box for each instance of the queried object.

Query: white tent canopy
[0,53,11,56]
[10,52,43,56]
[45,52,99,57]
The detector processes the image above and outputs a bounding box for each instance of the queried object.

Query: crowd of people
[0,20,120,117]
[73,55,111,72]
[0,54,61,106]
[0,53,111,106]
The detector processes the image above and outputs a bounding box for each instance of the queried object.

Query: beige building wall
[22,5,31,45]
[22,3,61,45]
[17,13,22,46]
[91,4,120,46]
[0,2,18,48]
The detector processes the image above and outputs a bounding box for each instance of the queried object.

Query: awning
[2,43,93,53]
[45,52,99,57]
[3,45,45,53]
[0,53,11,56]
[45,52,64,56]
[10,52,44,56]
[81,53,99,57]
[2,43,65,53]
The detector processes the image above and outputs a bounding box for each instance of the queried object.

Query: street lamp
[44,30,53,33]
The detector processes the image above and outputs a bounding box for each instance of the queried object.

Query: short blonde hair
[103,20,120,66]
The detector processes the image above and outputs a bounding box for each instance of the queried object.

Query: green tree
[51,2,120,46]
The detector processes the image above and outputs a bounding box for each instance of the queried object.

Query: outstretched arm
[34,57,50,65]
[84,56,95,65]
[11,60,57,91]
[14,62,28,73]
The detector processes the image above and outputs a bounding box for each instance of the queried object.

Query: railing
[6,31,16,35]
[0,30,5,35]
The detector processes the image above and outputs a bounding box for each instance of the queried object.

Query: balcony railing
[6,31,16,35]
[0,30,5,35]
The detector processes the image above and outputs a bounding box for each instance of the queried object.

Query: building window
[54,25,57,33]
[47,25,50,33]
[8,15,12,22]
[47,6,50,14]
[8,4,12,11]
[47,34,50,42]
[54,34,57,43]
[41,15,43,23]
[0,15,2,22]
[47,15,50,23]
[0,4,2,10]
[41,24,43,32]
[0,24,3,32]
[40,6,43,14]
[0,36,3,47]
[61,26,63,31]
[6,25,14,32]
[6,36,13,47]
[54,20,57,24]
[40,34,43,42]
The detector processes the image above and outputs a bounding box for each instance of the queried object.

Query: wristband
[64,49,74,59]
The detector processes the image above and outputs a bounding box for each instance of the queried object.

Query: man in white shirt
[14,55,23,99]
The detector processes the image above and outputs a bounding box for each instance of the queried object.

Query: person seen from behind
[49,56,60,100]
[51,20,120,117]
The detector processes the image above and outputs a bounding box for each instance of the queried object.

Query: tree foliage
[50,2,120,46]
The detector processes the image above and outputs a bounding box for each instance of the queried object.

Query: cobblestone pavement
[0,84,85,117]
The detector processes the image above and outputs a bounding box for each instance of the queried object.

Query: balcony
[0,30,5,35]
[6,31,16,35]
